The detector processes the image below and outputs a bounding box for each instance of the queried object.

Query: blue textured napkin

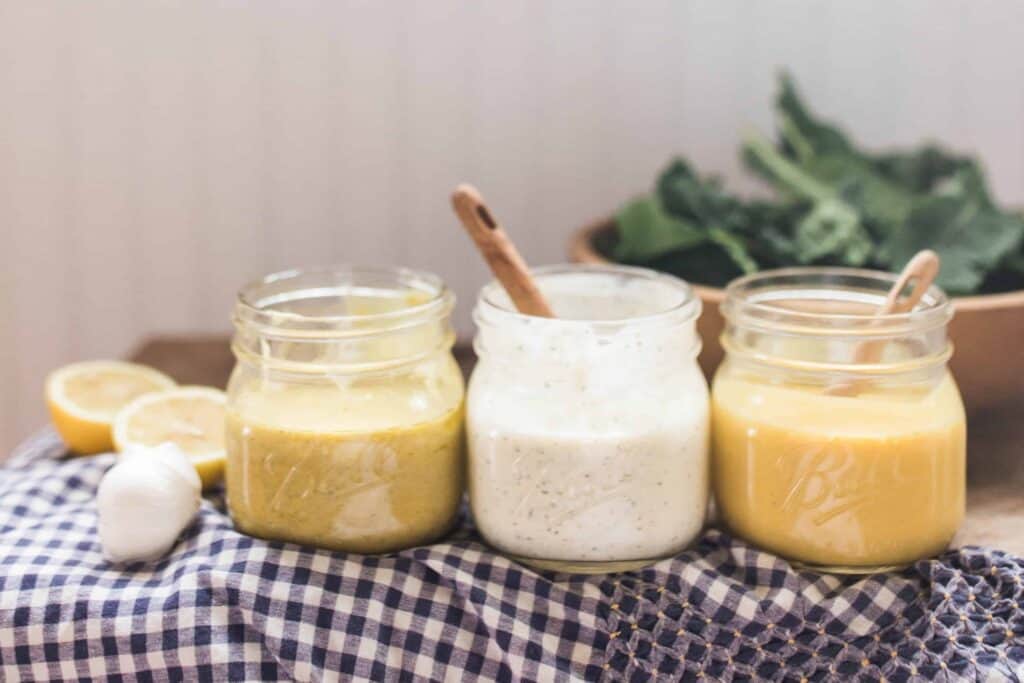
[1,430,1022,681]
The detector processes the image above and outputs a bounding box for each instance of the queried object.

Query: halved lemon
[46,361,177,454]
[112,387,227,490]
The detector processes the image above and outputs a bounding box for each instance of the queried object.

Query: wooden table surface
[131,335,1024,556]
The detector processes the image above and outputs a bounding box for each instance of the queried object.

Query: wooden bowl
[570,218,1024,415]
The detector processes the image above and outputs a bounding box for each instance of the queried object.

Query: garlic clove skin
[97,443,201,564]
[119,442,201,493]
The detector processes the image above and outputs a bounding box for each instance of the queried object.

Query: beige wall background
[2,0,1023,450]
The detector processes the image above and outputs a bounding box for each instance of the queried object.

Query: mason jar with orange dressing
[711,267,966,573]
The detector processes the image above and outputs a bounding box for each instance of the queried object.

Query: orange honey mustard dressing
[712,368,966,570]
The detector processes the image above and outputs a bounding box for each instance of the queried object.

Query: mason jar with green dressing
[225,266,465,554]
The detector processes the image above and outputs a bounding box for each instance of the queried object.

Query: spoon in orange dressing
[825,249,941,396]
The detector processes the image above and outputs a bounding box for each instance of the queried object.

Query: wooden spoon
[451,184,555,318]
[825,249,941,396]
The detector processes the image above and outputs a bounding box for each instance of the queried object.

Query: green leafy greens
[613,74,1024,294]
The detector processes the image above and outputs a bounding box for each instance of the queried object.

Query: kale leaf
[613,196,704,262]
[885,197,1024,294]
[611,72,1024,295]
[615,160,770,281]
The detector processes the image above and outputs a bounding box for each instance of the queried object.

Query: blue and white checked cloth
[2,429,1024,682]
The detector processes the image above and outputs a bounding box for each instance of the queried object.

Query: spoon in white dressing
[451,183,555,318]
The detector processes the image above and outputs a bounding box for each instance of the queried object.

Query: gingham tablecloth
[2,430,1024,682]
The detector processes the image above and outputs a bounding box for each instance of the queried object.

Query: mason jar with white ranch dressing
[466,264,709,573]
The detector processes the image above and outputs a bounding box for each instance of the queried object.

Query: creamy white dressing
[466,266,710,568]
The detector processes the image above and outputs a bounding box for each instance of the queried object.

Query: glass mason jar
[467,264,709,573]
[225,266,465,554]
[712,267,966,573]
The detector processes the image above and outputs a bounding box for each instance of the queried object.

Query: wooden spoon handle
[851,249,941,365]
[827,249,941,395]
[451,184,555,318]
[878,249,941,315]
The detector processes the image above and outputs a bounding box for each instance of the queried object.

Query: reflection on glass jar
[225,266,465,554]
[711,268,966,572]
[467,265,709,573]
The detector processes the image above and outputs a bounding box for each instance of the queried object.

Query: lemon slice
[112,387,227,490]
[46,361,177,454]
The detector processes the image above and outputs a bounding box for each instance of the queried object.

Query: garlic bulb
[97,442,201,563]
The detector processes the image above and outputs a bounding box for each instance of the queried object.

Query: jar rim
[235,265,454,338]
[477,263,701,328]
[722,266,952,336]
